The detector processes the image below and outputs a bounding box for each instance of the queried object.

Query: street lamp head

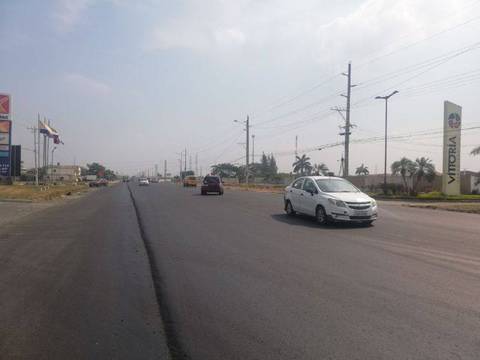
[375,96,383,100]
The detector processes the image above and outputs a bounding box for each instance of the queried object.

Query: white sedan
[284,176,378,225]
[139,178,150,186]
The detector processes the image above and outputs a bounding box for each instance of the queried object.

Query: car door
[301,178,318,216]
[288,178,304,211]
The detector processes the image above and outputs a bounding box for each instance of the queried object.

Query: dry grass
[0,183,89,201]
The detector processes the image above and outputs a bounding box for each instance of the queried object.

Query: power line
[355,11,480,69]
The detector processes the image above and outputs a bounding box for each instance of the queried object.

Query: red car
[201,175,224,195]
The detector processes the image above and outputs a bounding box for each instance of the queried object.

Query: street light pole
[375,90,398,192]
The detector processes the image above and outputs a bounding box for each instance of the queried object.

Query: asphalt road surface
[1,183,480,359]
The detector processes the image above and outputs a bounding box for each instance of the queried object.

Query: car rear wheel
[315,206,328,225]
[285,201,295,216]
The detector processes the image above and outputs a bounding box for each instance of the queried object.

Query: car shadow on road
[270,213,373,230]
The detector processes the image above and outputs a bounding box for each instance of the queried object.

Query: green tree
[292,154,312,176]
[211,163,239,178]
[260,153,269,176]
[86,162,106,176]
[269,154,278,175]
[391,157,415,192]
[180,170,194,179]
[313,163,329,176]
[412,157,436,192]
[355,164,369,176]
[86,162,117,180]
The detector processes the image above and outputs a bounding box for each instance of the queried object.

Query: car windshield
[204,176,219,183]
[315,178,359,193]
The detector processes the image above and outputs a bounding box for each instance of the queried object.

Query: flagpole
[37,114,41,184]
[33,124,38,186]
[46,119,50,172]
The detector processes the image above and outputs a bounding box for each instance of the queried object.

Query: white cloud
[53,0,93,32]
[64,73,111,96]
[146,0,474,62]
[53,0,124,32]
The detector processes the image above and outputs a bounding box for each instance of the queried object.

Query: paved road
[1,183,480,359]
[0,185,170,360]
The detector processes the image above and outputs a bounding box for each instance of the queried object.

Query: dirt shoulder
[0,184,96,227]
[0,183,90,202]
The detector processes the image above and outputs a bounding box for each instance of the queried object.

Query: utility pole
[189,155,192,172]
[375,90,399,192]
[184,148,187,173]
[164,160,167,179]
[195,153,198,175]
[155,164,158,177]
[234,116,250,185]
[246,116,250,185]
[251,134,255,164]
[295,135,298,158]
[341,62,355,177]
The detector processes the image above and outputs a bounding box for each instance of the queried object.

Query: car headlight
[328,198,346,207]
[371,199,377,207]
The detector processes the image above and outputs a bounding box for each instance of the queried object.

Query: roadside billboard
[0,120,12,176]
[0,94,11,120]
[442,101,462,195]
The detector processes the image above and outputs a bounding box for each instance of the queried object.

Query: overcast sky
[1,0,480,175]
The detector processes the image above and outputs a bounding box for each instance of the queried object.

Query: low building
[46,165,81,182]
[460,171,480,194]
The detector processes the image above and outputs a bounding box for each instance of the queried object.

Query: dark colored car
[201,175,224,195]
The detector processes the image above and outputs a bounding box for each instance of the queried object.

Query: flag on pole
[38,120,63,144]
[38,120,58,137]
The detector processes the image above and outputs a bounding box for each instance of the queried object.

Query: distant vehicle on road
[284,176,377,225]
[183,175,197,187]
[201,175,224,195]
[139,178,149,186]
[150,178,159,183]
[89,178,108,187]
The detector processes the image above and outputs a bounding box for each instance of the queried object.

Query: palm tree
[292,154,313,176]
[313,163,329,176]
[391,157,415,191]
[355,164,369,176]
[412,157,436,192]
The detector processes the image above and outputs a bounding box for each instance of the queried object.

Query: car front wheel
[285,201,295,216]
[315,206,328,225]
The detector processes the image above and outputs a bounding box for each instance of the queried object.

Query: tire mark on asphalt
[127,184,190,360]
